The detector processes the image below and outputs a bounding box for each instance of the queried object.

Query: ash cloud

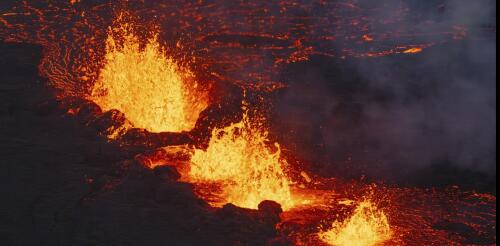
[273,0,496,187]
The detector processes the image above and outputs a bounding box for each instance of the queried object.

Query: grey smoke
[273,0,496,183]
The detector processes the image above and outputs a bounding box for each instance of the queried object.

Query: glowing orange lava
[1,2,495,245]
[403,47,424,54]
[319,200,392,246]
[90,15,208,136]
[362,34,374,42]
[188,103,295,210]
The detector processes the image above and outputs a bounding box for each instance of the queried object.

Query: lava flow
[0,1,496,245]
[90,14,208,136]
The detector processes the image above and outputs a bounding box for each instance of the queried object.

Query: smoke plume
[272,0,496,188]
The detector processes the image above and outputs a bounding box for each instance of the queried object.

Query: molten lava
[319,200,392,246]
[1,1,496,245]
[90,16,208,135]
[403,47,424,54]
[188,103,294,210]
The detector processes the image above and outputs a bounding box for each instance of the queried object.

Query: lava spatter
[319,200,392,246]
[90,14,209,136]
[188,102,295,210]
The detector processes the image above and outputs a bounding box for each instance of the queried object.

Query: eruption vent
[91,17,208,134]
[188,103,294,210]
[319,200,392,246]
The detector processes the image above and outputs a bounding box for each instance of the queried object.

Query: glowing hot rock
[319,200,392,246]
[188,105,295,210]
[91,20,208,135]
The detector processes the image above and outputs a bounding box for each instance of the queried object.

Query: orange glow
[319,200,392,246]
[2,2,496,245]
[403,47,423,54]
[362,34,374,42]
[90,15,208,136]
[188,103,295,210]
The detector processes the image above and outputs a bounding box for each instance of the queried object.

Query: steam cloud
[273,0,496,185]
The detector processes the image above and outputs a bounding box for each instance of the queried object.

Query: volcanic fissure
[1,1,496,245]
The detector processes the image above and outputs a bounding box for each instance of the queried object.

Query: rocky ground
[0,42,285,246]
[1,38,495,245]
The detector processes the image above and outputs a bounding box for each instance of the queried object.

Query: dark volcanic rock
[153,165,181,181]
[0,42,285,246]
[35,98,63,116]
[119,128,193,151]
[190,100,244,148]
[258,200,283,224]
[87,109,131,135]
[74,99,103,124]
[154,182,198,204]
[209,203,283,245]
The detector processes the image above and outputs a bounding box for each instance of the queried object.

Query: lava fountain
[188,102,295,210]
[90,14,208,135]
[319,200,392,246]
[1,1,495,245]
